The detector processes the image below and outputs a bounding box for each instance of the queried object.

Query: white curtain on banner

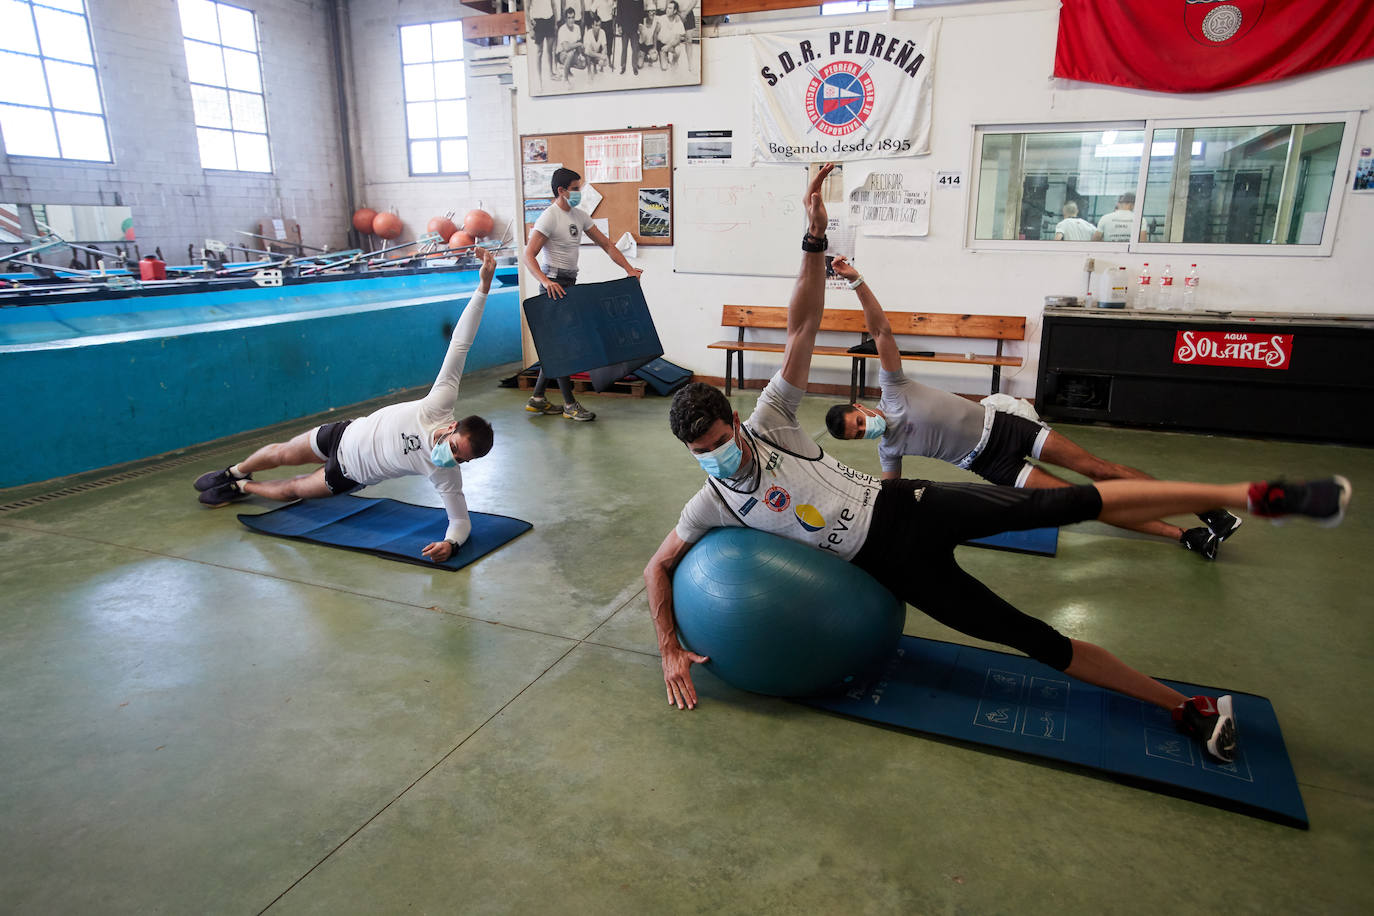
[844,163,932,236]
[752,20,939,163]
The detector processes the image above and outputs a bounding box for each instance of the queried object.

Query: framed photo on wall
[526,0,701,98]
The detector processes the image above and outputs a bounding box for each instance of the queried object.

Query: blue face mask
[855,407,886,440]
[567,190,582,208]
[431,437,458,468]
[696,432,743,479]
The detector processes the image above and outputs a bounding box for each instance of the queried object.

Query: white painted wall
[0,0,351,260]
[346,1,517,250]
[515,0,1374,397]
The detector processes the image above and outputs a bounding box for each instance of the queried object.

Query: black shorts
[312,420,363,495]
[967,412,1050,487]
[532,17,555,43]
[852,478,1102,670]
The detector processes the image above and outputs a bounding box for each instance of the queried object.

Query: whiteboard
[674,166,808,277]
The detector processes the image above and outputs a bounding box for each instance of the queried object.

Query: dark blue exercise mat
[522,277,664,385]
[963,526,1059,557]
[237,494,532,571]
[633,357,693,396]
[802,636,1307,828]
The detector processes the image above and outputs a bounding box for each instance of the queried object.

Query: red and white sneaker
[1173,694,1237,763]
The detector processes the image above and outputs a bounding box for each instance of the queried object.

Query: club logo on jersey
[795,504,826,532]
[1184,0,1264,47]
[764,486,791,512]
[804,60,876,137]
[400,432,423,455]
[739,496,759,516]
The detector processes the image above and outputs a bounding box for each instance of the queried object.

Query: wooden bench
[708,305,1025,400]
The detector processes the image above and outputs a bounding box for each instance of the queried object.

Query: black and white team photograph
[525,0,701,97]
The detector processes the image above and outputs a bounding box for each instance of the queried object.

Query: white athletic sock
[235,478,249,493]
[230,464,248,478]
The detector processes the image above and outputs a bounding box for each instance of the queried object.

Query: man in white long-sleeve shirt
[192,248,498,564]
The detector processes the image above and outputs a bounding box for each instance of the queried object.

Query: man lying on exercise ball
[642,164,1352,764]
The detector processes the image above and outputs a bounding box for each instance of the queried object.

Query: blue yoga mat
[523,277,663,383]
[238,494,532,571]
[964,526,1059,557]
[802,636,1307,827]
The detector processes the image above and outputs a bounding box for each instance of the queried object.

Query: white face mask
[854,405,886,440]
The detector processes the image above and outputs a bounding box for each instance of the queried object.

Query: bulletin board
[519,125,673,247]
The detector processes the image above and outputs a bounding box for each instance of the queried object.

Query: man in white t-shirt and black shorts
[521,166,644,422]
[191,249,499,565]
[821,257,1243,560]
[641,164,1354,766]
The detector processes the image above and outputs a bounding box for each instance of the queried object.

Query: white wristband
[847,275,866,290]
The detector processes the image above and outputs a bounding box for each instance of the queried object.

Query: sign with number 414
[936,171,962,190]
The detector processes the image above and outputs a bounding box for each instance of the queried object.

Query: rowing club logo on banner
[753,21,938,163]
[1184,0,1264,47]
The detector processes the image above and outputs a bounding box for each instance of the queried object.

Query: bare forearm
[645,563,680,654]
[522,252,550,287]
[854,284,892,337]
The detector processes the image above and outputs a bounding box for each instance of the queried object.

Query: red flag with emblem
[1054,1,1374,93]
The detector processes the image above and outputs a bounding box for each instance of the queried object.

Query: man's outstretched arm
[644,528,709,710]
[779,163,834,391]
[830,254,901,373]
[421,248,496,416]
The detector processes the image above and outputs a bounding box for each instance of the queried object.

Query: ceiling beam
[462,12,526,41]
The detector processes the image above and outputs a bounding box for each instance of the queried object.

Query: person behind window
[1093,191,1136,242]
[1054,201,1097,241]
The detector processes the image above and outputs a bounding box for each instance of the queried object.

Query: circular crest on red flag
[1184,0,1265,47]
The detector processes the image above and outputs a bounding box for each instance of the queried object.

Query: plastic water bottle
[1157,264,1176,311]
[1134,262,1154,310]
[1181,263,1200,311]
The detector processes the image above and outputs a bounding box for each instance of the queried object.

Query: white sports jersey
[675,373,878,561]
[335,289,486,544]
[1096,208,1135,242]
[532,202,594,277]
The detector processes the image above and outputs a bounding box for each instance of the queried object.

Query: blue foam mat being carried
[238,494,532,571]
[963,526,1059,556]
[523,277,663,382]
[802,636,1307,827]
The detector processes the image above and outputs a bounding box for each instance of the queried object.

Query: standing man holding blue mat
[820,255,1242,561]
[193,248,499,564]
[521,166,644,421]
[642,163,1353,764]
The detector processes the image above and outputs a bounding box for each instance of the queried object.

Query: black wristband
[801,232,828,253]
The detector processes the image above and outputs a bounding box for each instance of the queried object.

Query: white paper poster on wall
[584,132,642,183]
[752,20,938,163]
[844,163,931,236]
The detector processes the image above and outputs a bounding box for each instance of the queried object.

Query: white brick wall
[346,1,517,247]
[0,0,352,259]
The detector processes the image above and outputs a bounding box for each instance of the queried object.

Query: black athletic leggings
[852,479,1104,671]
[533,275,576,403]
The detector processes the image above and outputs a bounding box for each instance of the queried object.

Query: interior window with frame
[400,20,467,176]
[970,114,1357,256]
[177,0,271,173]
[0,0,111,162]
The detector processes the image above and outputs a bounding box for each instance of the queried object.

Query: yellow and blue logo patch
[795,504,825,532]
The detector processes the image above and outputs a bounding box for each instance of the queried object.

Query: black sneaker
[1179,526,1218,560]
[198,480,247,508]
[1248,476,1352,527]
[1199,508,1243,542]
[1173,694,1237,763]
[194,467,237,491]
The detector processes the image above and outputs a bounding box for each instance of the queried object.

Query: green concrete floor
[2,364,1371,915]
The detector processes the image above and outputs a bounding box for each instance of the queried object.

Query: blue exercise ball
[672,527,905,698]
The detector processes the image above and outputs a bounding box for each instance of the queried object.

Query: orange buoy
[448,229,475,251]
[427,216,458,240]
[462,208,494,239]
[372,211,403,240]
[352,208,377,233]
